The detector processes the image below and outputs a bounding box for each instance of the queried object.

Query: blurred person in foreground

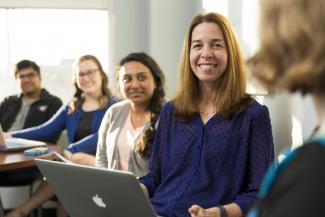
[247,0,325,216]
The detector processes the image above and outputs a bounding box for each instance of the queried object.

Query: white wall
[149,0,202,96]
[106,0,150,92]
[107,0,202,97]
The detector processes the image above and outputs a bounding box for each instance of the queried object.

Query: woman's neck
[197,84,219,124]
[199,82,217,103]
[82,93,101,111]
[84,90,101,99]
[129,102,149,129]
[313,94,325,135]
[130,101,149,113]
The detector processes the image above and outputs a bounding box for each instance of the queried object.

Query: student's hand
[189,203,242,217]
[70,152,95,166]
[188,205,220,217]
[3,132,11,139]
[63,150,72,160]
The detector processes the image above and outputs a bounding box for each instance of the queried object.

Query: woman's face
[75,60,103,96]
[190,22,228,85]
[119,61,156,107]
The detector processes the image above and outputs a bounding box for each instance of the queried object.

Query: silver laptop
[0,125,46,152]
[35,159,158,217]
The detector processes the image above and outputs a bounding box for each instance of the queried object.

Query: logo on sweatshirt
[38,105,48,112]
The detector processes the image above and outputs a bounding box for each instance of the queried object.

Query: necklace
[133,111,149,122]
[135,113,146,121]
[199,110,216,117]
[130,111,149,129]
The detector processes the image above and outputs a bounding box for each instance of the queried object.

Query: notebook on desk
[35,159,158,217]
[0,125,46,152]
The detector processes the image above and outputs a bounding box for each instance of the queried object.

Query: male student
[0,60,63,213]
[0,59,62,132]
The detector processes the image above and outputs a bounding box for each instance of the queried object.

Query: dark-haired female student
[96,52,166,178]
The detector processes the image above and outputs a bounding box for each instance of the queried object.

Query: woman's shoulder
[109,96,122,105]
[273,138,325,190]
[103,100,130,118]
[296,137,325,159]
[108,100,130,111]
[162,100,174,110]
[242,97,269,118]
[58,103,71,113]
[101,96,122,110]
[160,100,175,115]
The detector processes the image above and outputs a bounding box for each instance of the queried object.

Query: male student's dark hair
[15,60,41,78]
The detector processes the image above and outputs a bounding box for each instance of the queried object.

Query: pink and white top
[117,111,145,171]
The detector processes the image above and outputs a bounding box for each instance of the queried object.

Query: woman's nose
[201,46,213,59]
[130,79,140,89]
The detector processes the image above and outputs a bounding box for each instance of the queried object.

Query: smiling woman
[190,22,228,86]
[138,12,274,217]
[96,52,166,176]
[119,61,156,110]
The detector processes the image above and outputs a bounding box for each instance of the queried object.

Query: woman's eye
[122,76,131,83]
[138,75,147,81]
[192,44,201,49]
[213,43,223,48]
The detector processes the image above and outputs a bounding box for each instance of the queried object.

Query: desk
[0,144,60,215]
[0,144,60,171]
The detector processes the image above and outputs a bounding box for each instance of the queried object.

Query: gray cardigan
[95,100,150,177]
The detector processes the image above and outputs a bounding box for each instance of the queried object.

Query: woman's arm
[10,104,67,143]
[66,133,98,153]
[95,108,112,168]
[232,105,274,213]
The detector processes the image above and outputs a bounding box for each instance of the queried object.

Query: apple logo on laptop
[92,194,106,208]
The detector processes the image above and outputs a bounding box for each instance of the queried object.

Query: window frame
[0,0,108,9]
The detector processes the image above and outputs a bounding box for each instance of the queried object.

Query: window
[202,0,265,97]
[0,8,108,102]
[202,0,228,16]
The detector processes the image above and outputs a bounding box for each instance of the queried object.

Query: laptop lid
[0,124,46,152]
[35,159,157,217]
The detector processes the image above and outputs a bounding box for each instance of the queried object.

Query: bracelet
[216,205,228,217]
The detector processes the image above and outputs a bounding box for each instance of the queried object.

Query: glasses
[17,71,38,80]
[76,69,99,78]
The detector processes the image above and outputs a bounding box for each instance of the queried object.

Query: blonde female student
[96,52,166,177]
[6,55,119,217]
